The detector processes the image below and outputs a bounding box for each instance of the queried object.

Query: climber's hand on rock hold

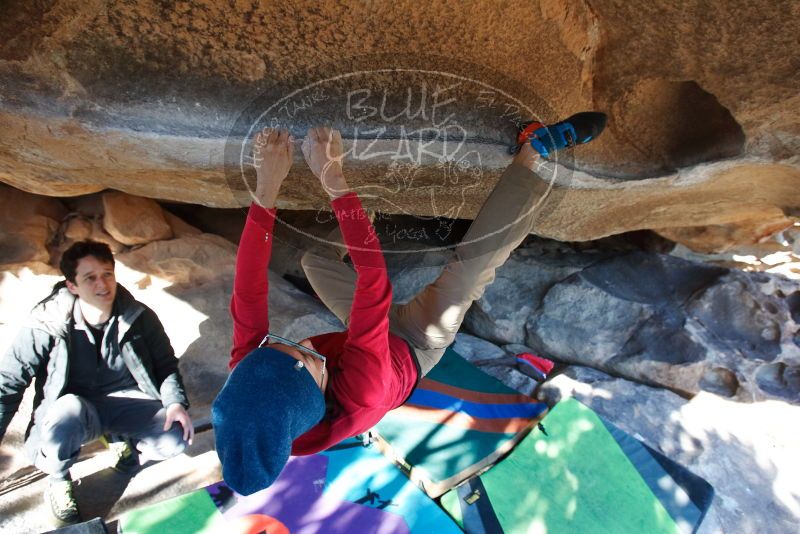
[253,127,294,209]
[301,126,350,199]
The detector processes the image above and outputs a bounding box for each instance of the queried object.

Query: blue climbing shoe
[511,112,607,157]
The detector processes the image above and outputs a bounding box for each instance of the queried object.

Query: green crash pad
[441,398,712,534]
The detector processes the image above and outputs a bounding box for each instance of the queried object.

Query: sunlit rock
[1,1,798,249]
[102,191,174,246]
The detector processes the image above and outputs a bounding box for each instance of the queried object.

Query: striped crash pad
[118,438,460,534]
[373,347,548,498]
[440,398,714,534]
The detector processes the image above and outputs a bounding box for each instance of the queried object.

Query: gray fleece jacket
[0,282,188,456]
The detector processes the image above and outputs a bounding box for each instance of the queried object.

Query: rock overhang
[0,0,798,248]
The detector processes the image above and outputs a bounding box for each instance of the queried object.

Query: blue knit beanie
[211,347,326,495]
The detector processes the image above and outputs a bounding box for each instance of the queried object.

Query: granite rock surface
[1,1,798,249]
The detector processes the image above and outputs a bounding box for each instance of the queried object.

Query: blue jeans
[33,389,187,477]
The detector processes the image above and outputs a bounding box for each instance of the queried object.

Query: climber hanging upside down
[212,113,606,495]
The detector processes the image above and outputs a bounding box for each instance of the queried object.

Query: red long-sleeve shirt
[229,192,418,455]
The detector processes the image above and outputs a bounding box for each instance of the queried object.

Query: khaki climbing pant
[301,162,549,376]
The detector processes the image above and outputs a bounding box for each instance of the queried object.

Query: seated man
[0,241,194,526]
[213,114,605,495]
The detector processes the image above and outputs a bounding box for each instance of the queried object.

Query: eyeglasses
[258,333,327,387]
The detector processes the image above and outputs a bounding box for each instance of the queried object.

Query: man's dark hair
[59,240,115,283]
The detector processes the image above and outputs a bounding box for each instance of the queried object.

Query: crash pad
[118,438,460,534]
[440,398,714,534]
[373,347,548,497]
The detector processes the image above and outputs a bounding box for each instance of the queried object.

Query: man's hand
[164,403,194,445]
[301,126,350,199]
[253,127,294,208]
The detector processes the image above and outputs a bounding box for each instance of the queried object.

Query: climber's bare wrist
[254,184,280,208]
[322,171,350,199]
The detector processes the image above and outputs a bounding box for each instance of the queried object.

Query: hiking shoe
[112,440,140,474]
[45,477,80,526]
[101,435,140,474]
[515,111,607,157]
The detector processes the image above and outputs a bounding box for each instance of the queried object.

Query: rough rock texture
[462,238,800,403]
[537,368,800,534]
[58,214,125,255]
[656,216,796,254]
[0,185,66,266]
[61,216,92,241]
[101,191,173,245]
[0,1,798,249]
[163,211,202,238]
[463,242,592,344]
[116,233,237,287]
